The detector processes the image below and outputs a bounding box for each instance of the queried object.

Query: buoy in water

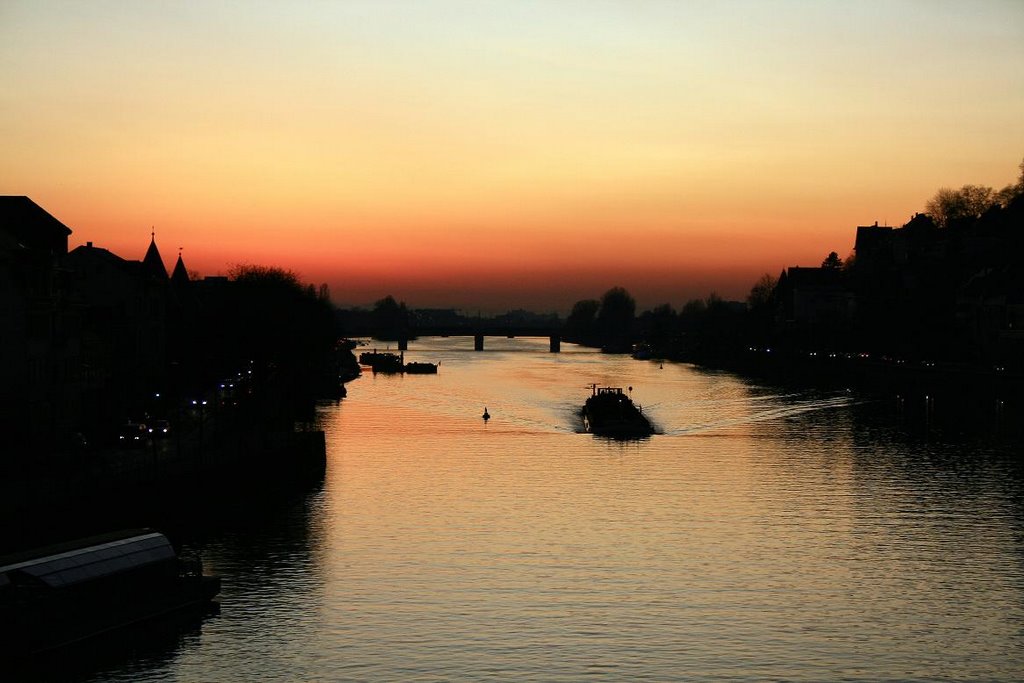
[482,407,490,421]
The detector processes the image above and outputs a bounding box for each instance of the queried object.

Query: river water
[81,337,1023,681]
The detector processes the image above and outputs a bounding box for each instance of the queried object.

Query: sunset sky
[3,1,1022,312]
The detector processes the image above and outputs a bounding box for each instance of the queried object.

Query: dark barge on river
[404,361,438,374]
[0,529,220,662]
[359,351,438,374]
[582,385,654,439]
[359,350,405,373]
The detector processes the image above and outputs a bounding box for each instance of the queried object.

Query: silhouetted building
[854,222,901,264]
[957,265,1024,370]
[775,266,854,349]
[1,195,181,457]
[171,251,189,287]
[63,240,170,428]
[848,215,964,357]
[0,197,77,454]
[853,217,944,286]
[0,196,71,256]
[142,233,169,281]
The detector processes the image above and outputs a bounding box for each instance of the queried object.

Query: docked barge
[0,529,220,661]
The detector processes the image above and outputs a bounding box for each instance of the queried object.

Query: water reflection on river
[86,338,1023,682]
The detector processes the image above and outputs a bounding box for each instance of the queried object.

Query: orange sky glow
[3,1,1022,313]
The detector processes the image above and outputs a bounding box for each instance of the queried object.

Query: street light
[191,398,208,471]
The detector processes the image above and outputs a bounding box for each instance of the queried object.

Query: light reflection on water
[86,338,1024,682]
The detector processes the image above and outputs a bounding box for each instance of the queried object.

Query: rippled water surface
[85,338,1024,681]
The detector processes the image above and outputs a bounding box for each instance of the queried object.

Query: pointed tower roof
[142,229,168,280]
[171,248,190,286]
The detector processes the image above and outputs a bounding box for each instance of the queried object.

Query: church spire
[143,227,168,280]
[171,247,190,286]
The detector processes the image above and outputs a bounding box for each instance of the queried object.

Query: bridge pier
[474,334,484,351]
[549,334,560,353]
[398,338,408,351]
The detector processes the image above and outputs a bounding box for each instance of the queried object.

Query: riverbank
[647,347,1024,442]
[0,421,327,553]
[1,340,366,550]
[691,348,1024,398]
[0,355,362,552]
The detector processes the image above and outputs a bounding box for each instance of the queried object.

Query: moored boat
[581,385,653,438]
[0,529,220,661]
[358,350,405,373]
[359,351,439,374]
[404,362,438,374]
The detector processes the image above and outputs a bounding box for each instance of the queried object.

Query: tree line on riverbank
[566,158,1024,374]
[179,265,353,408]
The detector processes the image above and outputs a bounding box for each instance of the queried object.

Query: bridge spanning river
[396,324,564,351]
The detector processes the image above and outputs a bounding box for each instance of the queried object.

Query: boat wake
[663,392,856,436]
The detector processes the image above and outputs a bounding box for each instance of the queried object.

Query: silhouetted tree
[372,295,410,341]
[637,303,677,351]
[596,286,636,351]
[230,264,305,291]
[821,252,843,270]
[565,298,600,344]
[224,265,337,369]
[704,292,725,312]
[925,185,996,229]
[177,264,341,412]
[993,157,1024,208]
[746,273,778,346]
[747,273,778,309]
[672,292,746,362]
[678,298,707,332]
